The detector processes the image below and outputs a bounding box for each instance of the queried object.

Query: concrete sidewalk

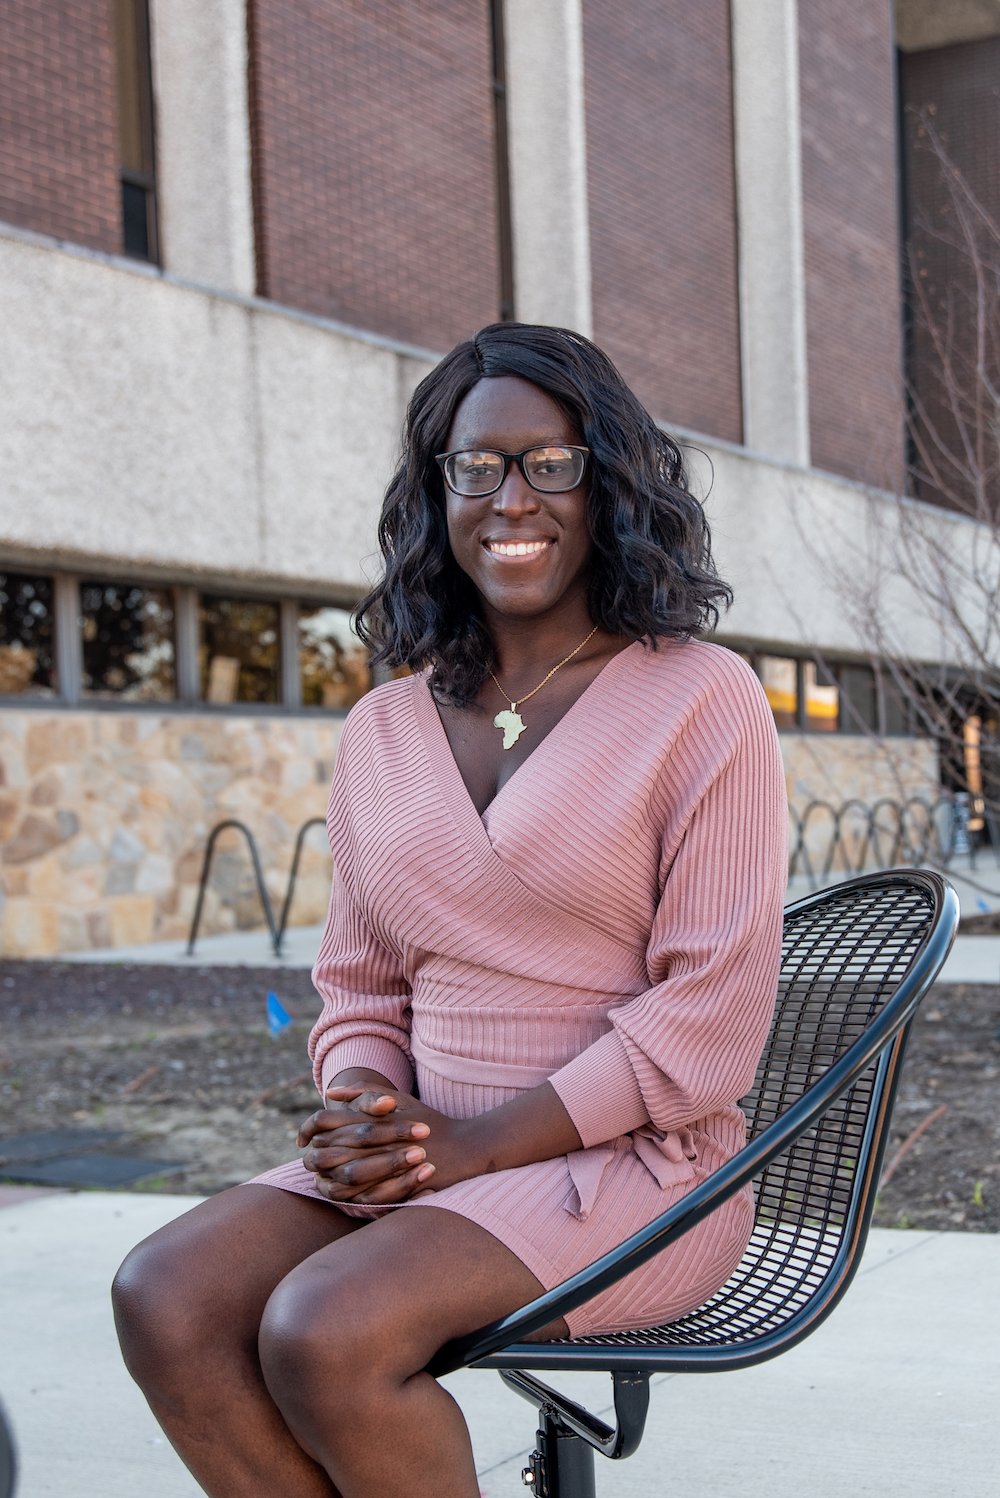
[57,917,1000,986]
[0,1190,996,1497]
[55,854,1000,980]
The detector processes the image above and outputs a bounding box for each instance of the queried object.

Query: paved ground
[54,856,1000,979]
[0,1190,997,1498]
[55,916,1000,986]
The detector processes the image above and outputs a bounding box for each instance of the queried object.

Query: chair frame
[429,870,959,1498]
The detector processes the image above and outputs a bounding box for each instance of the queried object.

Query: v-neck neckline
[413,638,645,831]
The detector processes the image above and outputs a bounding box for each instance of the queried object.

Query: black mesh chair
[431,870,959,1498]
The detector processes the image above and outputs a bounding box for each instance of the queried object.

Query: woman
[113,323,786,1498]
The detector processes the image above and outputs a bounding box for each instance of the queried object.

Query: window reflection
[760,655,798,730]
[0,571,56,696]
[803,660,839,733]
[200,595,280,704]
[299,605,371,709]
[839,663,877,732]
[81,581,175,699]
[877,665,911,737]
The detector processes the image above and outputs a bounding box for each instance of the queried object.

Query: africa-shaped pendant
[494,704,526,750]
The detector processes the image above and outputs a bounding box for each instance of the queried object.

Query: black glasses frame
[435,445,590,497]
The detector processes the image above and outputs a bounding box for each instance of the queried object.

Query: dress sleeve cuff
[317,1037,414,1099]
[547,1028,650,1148]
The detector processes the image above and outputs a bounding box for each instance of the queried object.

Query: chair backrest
[555,870,950,1359]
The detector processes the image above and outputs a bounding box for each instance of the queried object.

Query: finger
[303,1137,426,1174]
[324,1090,398,1114]
[350,1162,438,1206]
[304,1144,428,1185]
[312,1160,429,1205]
[348,1090,401,1116]
[297,1104,373,1146]
[304,1117,430,1152]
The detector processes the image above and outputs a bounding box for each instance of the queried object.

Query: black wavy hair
[354,322,732,705]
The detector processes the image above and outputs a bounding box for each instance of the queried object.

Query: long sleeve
[546,664,787,1147]
[308,860,414,1099]
[307,703,415,1099]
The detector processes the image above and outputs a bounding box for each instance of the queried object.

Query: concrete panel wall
[0,232,434,595]
[0,231,991,668]
[731,0,809,464]
[505,0,592,334]
[149,0,255,295]
[682,433,992,665]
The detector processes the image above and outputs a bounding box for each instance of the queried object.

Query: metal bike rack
[186,816,329,958]
[788,790,999,889]
[186,819,281,957]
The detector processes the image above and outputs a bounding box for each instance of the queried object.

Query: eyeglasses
[436,445,589,497]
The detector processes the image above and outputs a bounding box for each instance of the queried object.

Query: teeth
[487,540,550,557]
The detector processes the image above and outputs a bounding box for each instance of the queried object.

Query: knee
[112,1228,211,1380]
[258,1268,389,1424]
[258,1271,339,1400]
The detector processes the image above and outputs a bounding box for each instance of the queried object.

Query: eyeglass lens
[445,447,586,496]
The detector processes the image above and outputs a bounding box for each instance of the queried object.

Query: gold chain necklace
[488,626,599,749]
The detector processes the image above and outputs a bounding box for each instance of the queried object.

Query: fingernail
[416,1164,436,1181]
[410,1123,430,1138]
[404,1147,426,1164]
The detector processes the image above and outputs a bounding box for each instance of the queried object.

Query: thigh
[264,1202,567,1378]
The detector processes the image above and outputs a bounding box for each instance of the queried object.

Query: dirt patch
[0,963,320,1196]
[1,962,997,1230]
[958,910,1000,935]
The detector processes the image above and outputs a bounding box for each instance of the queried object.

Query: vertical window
[963,715,984,833]
[200,596,280,704]
[803,661,839,733]
[112,0,158,261]
[80,581,175,700]
[298,605,371,710]
[0,571,56,696]
[876,665,911,737]
[760,656,799,730]
[839,663,877,733]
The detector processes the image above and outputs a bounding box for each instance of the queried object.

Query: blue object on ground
[266,990,293,1036]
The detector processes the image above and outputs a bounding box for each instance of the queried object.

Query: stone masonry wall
[0,710,343,958]
[0,711,943,959]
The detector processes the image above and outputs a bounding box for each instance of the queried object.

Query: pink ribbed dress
[252,638,787,1337]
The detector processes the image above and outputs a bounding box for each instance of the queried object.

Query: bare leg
[112,1183,362,1497]
[258,1206,567,1498]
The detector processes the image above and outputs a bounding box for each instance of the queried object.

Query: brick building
[0,0,996,955]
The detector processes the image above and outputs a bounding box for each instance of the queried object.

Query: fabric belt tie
[409,1035,700,1219]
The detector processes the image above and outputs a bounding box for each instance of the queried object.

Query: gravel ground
[0,961,997,1231]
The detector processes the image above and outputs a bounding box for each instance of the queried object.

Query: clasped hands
[298,1083,475,1206]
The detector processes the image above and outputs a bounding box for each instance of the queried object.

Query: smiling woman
[112,323,787,1498]
[356,323,733,711]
